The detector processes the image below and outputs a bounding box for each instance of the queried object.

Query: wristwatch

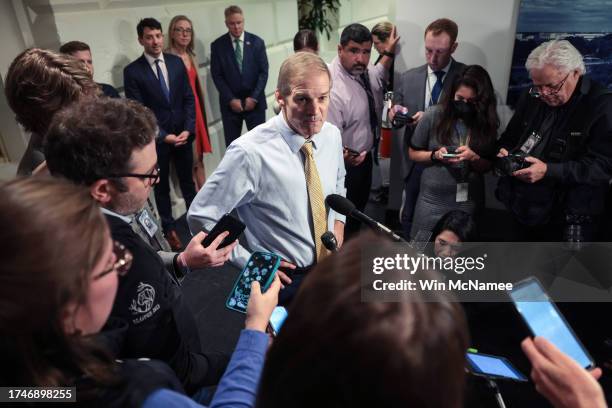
[430,150,439,163]
[382,50,395,58]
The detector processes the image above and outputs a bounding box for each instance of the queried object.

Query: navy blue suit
[124,53,197,233]
[210,32,269,146]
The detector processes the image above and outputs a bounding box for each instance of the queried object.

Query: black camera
[392,111,415,128]
[494,153,530,176]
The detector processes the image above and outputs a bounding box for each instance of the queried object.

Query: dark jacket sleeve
[546,94,612,186]
[250,36,269,102]
[210,40,235,107]
[179,63,196,135]
[124,64,169,141]
[497,90,530,152]
[106,217,230,394]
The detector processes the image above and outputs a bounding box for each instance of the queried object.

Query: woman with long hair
[408,65,499,238]
[167,15,212,190]
[0,177,279,407]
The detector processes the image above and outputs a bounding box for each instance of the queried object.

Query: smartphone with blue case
[226,251,281,313]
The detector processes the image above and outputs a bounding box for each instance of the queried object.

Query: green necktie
[234,38,242,73]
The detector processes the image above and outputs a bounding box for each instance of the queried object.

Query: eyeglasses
[173,28,193,35]
[529,73,570,98]
[93,241,133,280]
[108,167,160,186]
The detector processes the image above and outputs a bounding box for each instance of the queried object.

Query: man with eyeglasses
[124,17,198,251]
[496,40,612,241]
[390,18,466,239]
[45,97,234,395]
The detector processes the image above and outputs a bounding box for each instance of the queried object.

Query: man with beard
[45,97,234,395]
[327,23,398,239]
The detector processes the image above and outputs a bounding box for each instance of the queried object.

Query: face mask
[452,100,476,120]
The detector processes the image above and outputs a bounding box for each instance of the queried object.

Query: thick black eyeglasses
[93,241,133,281]
[108,167,160,185]
[529,73,570,98]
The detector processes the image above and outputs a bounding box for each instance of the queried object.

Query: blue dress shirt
[187,113,346,268]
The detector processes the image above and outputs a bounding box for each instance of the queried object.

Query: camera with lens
[494,153,530,176]
[392,111,415,128]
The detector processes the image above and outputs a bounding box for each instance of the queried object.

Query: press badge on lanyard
[456,182,468,202]
[138,209,158,238]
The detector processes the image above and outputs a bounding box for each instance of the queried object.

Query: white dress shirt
[423,59,452,108]
[187,113,347,268]
[143,52,170,91]
[230,32,245,51]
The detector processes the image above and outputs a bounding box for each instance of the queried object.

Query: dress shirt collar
[101,207,134,224]
[427,58,453,76]
[144,52,165,66]
[230,31,245,43]
[274,112,321,153]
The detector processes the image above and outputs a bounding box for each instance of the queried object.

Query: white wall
[0,0,299,173]
[394,0,521,105]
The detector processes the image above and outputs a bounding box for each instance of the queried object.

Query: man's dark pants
[221,105,266,147]
[345,152,373,240]
[155,141,197,232]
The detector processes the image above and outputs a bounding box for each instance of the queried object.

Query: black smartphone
[466,351,528,382]
[344,146,360,157]
[509,277,595,369]
[226,252,281,313]
[201,213,246,249]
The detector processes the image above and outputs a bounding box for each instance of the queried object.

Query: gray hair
[525,40,585,75]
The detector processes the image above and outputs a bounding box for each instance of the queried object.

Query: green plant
[298,0,341,40]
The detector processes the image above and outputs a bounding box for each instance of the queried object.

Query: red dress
[188,64,212,154]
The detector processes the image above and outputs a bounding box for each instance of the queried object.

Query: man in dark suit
[59,40,120,98]
[124,17,196,250]
[390,18,466,238]
[211,5,269,147]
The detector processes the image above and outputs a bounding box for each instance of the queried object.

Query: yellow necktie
[301,141,328,261]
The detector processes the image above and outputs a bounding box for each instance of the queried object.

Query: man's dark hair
[59,41,91,55]
[137,17,163,38]
[340,23,372,47]
[293,29,318,53]
[45,98,157,191]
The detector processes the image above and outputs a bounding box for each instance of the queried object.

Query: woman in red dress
[167,15,212,190]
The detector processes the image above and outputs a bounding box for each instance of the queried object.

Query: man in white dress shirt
[187,52,346,303]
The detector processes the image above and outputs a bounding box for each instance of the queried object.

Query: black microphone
[321,231,339,252]
[326,194,406,242]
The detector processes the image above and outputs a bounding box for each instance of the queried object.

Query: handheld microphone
[321,231,339,252]
[326,194,406,242]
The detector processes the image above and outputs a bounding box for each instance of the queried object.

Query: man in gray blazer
[390,18,466,237]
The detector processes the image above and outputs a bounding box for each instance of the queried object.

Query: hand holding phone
[441,146,459,158]
[344,146,360,157]
[227,252,281,314]
[202,213,245,249]
[245,276,282,332]
[510,277,595,369]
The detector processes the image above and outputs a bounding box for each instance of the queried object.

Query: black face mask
[452,100,476,121]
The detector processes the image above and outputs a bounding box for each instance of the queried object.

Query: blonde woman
[167,15,212,189]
